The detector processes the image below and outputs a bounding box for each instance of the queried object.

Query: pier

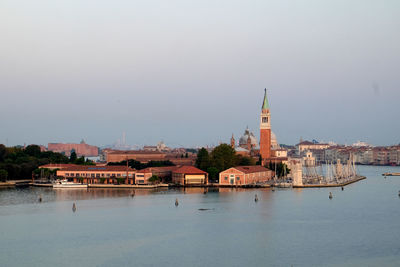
[382,173,400,176]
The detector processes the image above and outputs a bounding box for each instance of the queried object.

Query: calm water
[1,165,400,267]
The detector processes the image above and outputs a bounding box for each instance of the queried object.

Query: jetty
[382,173,400,176]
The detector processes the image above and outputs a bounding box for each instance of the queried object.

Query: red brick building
[56,165,135,184]
[219,166,273,185]
[48,140,98,157]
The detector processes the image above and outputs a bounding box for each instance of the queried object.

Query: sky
[0,0,399,148]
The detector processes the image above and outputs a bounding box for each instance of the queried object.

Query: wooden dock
[293,176,366,188]
[382,173,400,176]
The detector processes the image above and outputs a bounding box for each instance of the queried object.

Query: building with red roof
[172,166,208,185]
[219,165,273,185]
[56,165,135,184]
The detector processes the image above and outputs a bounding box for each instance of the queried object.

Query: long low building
[56,166,136,184]
[219,166,273,185]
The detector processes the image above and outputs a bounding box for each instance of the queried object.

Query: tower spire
[262,88,269,110]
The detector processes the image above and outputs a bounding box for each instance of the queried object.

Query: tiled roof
[107,150,165,155]
[232,165,270,174]
[39,164,78,169]
[173,166,207,174]
[60,166,135,172]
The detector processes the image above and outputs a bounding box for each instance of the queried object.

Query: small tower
[247,135,252,151]
[260,88,272,164]
[230,134,235,149]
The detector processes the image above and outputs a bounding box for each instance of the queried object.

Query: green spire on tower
[262,88,269,110]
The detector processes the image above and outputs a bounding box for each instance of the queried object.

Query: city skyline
[1,1,399,147]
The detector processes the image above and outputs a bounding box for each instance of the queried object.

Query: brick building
[48,140,98,157]
[219,166,273,185]
[56,166,135,184]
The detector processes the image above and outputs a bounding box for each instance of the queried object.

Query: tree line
[0,144,94,181]
[195,144,256,181]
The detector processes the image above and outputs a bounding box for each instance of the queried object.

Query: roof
[138,166,179,173]
[39,164,78,169]
[60,166,135,172]
[262,88,269,110]
[232,165,270,174]
[107,150,165,155]
[297,141,330,146]
[173,166,207,174]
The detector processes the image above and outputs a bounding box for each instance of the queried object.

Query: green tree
[235,155,256,166]
[116,177,125,184]
[210,144,236,172]
[148,175,161,184]
[207,167,219,182]
[195,148,210,171]
[0,144,6,162]
[69,151,77,162]
[75,156,85,165]
[0,169,8,182]
[25,145,41,157]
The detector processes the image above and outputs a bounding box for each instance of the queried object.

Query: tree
[235,155,256,166]
[195,148,210,171]
[207,167,219,182]
[0,169,8,182]
[69,151,77,163]
[267,162,291,178]
[25,145,41,157]
[210,144,236,172]
[148,175,161,184]
[0,144,6,162]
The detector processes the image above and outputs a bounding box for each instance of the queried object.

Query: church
[230,89,287,164]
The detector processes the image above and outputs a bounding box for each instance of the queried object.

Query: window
[66,173,69,177]
[224,176,228,180]
[70,173,74,177]
[117,174,121,177]
[91,174,95,177]
[236,177,240,180]
[96,174,100,178]
[101,174,104,177]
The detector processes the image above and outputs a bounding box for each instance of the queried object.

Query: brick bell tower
[260,88,271,164]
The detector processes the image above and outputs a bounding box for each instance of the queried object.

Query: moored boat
[53,179,87,189]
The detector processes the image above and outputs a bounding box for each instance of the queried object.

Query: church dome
[271,131,280,149]
[239,128,257,146]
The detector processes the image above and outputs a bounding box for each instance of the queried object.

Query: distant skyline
[1,1,399,147]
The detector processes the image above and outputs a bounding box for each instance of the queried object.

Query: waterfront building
[302,151,316,167]
[135,166,179,184]
[103,149,195,166]
[105,150,166,163]
[48,140,99,157]
[172,166,208,185]
[219,166,273,185]
[296,141,330,154]
[56,166,135,184]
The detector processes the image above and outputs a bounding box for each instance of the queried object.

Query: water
[1,165,400,267]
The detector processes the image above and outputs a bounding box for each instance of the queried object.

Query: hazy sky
[1,0,399,148]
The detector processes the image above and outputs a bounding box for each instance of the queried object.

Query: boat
[53,179,87,189]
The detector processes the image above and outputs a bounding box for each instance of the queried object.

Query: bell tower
[230,134,235,149]
[260,88,271,163]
